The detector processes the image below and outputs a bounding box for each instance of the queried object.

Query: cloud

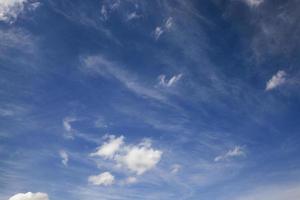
[81,55,166,102]
[158,74,183,87]
[170,164,181,174]
[243,0,264,7]
[59,150,69,166]
[90,135,124,159]
[214,146,245,162]
[90,135,163,176]
[9,192,49,200]
[0,0,40,23]
[266,70,287,91]
[165,17,174,30]
[94,116,107,128]
[117,140,163,175]
[154,26,164,40]
[62,117,77,138]
[153,17,174,40]
[100,0,120,21]
[88,172,115,186]
[127,12,140,21]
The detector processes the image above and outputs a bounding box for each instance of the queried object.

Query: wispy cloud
[59,150,69,166]
[243,0,264,8]
[266,70,287,91]
[170,164,181,174]
[158,74,183,88]
[214,146,245,162]
[62,117,77,138]
[153,17,174,40]
[126,12,140,21]
[81,55,167,102]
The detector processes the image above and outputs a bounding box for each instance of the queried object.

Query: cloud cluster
[89,135,162,185]
[266,70,287,91]
[214,146,245,162]
[9,192,48,200]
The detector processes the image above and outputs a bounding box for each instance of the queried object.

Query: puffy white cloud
[90,135,124,159]
[88,172,115,186]
[59,150,68,166]
[244,0,264,7]
[158,74,183,87]
[214,146,245,162]
[117,141,162,175]
[266,70,287,91]
[9,192,49,200]
[90,135,162,177]
[0,0,40,23]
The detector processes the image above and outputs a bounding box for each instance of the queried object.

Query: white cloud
[165,17,174,30]
[117,140,162,175]
[266,70,287,91]
[59,150,68,166]
[88,172,115,186]
[244,0,264,7]
[100,0,120,21]
[0,0,40,23]
[158,74,183,87]
[9,192,49,200]
[153,17,174,40]
[171,164,181,174]
[154,26,164,40]
[90,135,163,176]
[127,12,140,21]
[214,146,245,162]
[90,135,124,159]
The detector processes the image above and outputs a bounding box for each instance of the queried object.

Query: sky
[1,0,300,200]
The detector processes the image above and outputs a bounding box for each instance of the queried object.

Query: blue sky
[1,0,300,199]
